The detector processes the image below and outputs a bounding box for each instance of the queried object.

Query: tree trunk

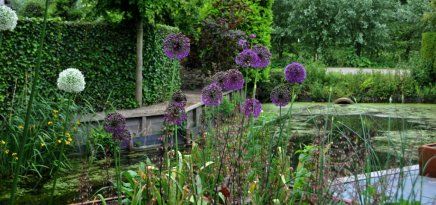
[135,18,144,106]
[355,43,362,56]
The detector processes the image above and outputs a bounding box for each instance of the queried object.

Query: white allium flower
[57,68,86,93]
[0,5,18,31]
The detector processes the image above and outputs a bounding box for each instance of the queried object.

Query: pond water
[261,103,436,164]
[1,103,435,204]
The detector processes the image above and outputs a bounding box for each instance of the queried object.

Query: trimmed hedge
[421,32,436,70]
[0,20,180,111]
[257,62,436,103]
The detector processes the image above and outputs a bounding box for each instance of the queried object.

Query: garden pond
[1,103,435,204]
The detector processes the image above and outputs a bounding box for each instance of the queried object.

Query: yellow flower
[53,110,59,115]
[65,140,71,145]
[47,121,53,126]
[14,156,18,160]
[12,152,17,157]
[18,125,24,129]
[5,149,9,154]
[0,140,5,145]
[57,140,62,144]
[41,143,46,147]
[67,137,73,142]
[65,132,71,138]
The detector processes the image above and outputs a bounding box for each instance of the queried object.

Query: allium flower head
[242,98,262,118]
[235,49,259,68]
[285,62,306,84]
[201,83,223,106]
[57,68,86,93]
[249,34,256,39]
[212,71,227,90]
[0,5,18,31]
[164,103,187,126]
[171,90,187,108]
[223,69,244,91]
[270,85,290,107]
[104,113,130,141]
[238,39,249,49]
[252,45,271,69]
[163,33,190,60]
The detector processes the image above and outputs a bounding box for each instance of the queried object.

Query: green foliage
[0,20,180,112]
[257,62,436,103]
[21,0,45,17]
[419,32,436,84]
[51,0,82,21]
[423,0,436,31]
[272,0,395,60]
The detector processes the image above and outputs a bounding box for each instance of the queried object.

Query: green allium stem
[9,1,50,204]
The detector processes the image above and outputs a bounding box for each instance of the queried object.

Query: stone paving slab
[332,165,436,204]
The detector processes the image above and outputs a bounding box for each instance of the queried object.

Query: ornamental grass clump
[0,5,18,31]
[285,62,307,84]
[57,68,86,93]
[201,83,223,106]
[223,69,244,91]
[163,33,191,60]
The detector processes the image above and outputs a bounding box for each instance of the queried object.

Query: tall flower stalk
[104,112,130,204]
[9,1,48,204]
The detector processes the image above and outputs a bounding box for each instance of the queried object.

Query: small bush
[21,1,45,18]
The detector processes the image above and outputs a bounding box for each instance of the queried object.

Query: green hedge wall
[0,20,180,111]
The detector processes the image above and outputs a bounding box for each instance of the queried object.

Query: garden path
[326,67,410,75]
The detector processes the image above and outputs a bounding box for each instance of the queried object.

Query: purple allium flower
[211,71,227,90]
[285,62,306,84]
[223,69,244,91]
[201,83,223,106]
[104,113,130,141]
[164,103,187,126]
[171,91,187,108]
[249,34,256,39]
[252,45,271,69]
[238,39,249,49]
[270,85,290,107]
[242,98,262,118]
[235,49,259,68]
[163,33,190,60]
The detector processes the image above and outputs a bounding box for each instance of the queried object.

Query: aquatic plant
[163,33,190,60]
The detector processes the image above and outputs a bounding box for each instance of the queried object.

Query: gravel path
[326,67,410,75]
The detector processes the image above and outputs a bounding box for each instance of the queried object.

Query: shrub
[420,32,436,83]
[21,1,45,18]
[257,61,436,103]
[0,20,180,112]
